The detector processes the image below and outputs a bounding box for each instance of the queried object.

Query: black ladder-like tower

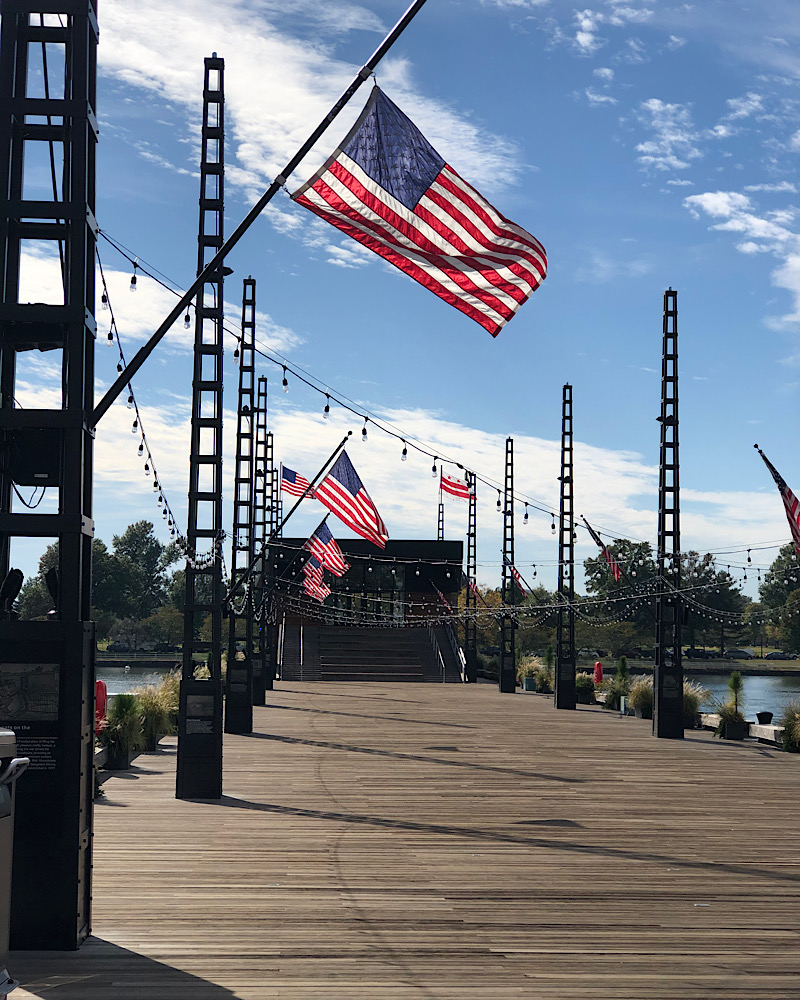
[555,384,576,710]
[437,499,444,541]
[653,289,683,739]
[464,471,477,683]
[224,278,255,734]
[0,0,96,949]
[251,375,268,705]
[499,437,516,693]
[176,55,226,799]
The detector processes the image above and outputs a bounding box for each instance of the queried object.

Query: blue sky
[13,0,800,597]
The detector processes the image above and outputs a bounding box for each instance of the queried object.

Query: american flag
[305,520,350,577]
[303,575,330,603]
[757,446,800,558]
[503,555,528,597]
[314,450,388,550]
[441,473,470,500]
[431,581,451,611]
[302,554,325,587]
[583,519,622,582]
[281,466,313,498]
[291,87,546,338]
[468,578,482,601]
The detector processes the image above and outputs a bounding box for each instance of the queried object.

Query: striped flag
[468,579,482,601]
[441,473,470,500]
[281,466,313,498]
[431,581,451,611]
[305,520,350,577]
[503,555,528,597]
[303,575,330,603]
[291,87,546,338]
[314,450,388,549]
[302,554,325,588]
[756,446,800,558]
[583,518,622,582]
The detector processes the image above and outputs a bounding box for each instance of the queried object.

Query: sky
[11,0,800,599]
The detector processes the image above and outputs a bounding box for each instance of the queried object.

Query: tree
[109,521,179,619]
[759,543,800,610]
[779,590,800,653]
[14,542,58,619]
[583,540,656,646]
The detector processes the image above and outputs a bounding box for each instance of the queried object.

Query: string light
[131,419,138,434]
[523,503,529,525]
[126,393,134,409]
[431,457,438,478]
[401,441,407,462]
[551,516,556,534]
[184,311,191,329]
[323,394,330,419]
[496,490,502,510]
[233,344,240,366]
[101,291,108,310]
[129,263,138,292]
[116,361,123,374]
[137,442,144,457]
[361,418,368,442]
[282,366,288,393]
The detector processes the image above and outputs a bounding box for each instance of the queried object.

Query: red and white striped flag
[757,446,800,558]
[303,576,330,603]
[281,466,313,498]
[441,473,470,500]
[305,520,350,577]
[314,450,388,550]
[292,87,546,338]
[583,519,622,582]
[503,555,528,597]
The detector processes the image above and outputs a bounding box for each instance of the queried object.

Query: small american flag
[314,450,388,550]
[583,518,622,582]
[757,446,800,558]
[503,555,528,597]
[431,581,451,611]
[305,520,350,577]
[302,554,325,587]
[303,576,330,603]
[281,466,313,498]
[292,87,546,338]
[441,473,470,501]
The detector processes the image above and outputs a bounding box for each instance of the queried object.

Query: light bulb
[282,366,289,393]
[129,271,137,292]
[116,362,123,374]
[106,330,113,345]
[323,395,330,419]
[131,419,138,434]
[233,347,240,366]
[138,443,144,457]
[126,394,134,409]
[362,419,368,442]
[551,517,556,534]
[144,463,151,476]
[496,491,501,510]
[401,441,407,461]
[184,312,191,329]
[432,459,438,478]
[523,504,529,524]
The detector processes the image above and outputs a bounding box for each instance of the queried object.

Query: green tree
[110,521,179,619]
[779,590,800,653]
[759,543,800,610]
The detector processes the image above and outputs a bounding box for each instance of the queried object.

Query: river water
[98,665,176,695]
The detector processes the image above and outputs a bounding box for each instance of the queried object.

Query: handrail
[442,619,467,681]
[426,624,446,683]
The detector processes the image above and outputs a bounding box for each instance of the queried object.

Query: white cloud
[594,66,614,81]
[745,182,797,193]
[666,178,693,186]
[585,88,618,106]
[574,249,653,283]
[666,34,686,50]
[635,98,702,171]
[725,92,764,119]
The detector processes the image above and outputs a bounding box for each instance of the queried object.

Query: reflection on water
[98,666,176,695]
[697,673,800,718]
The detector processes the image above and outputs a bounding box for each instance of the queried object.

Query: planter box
[522,677,536,691]
[722,720,747,741]
[103,747,132,770]
[634,705,653,720]
[576,690,594,705]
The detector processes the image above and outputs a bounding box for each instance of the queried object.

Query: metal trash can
[0,731,29,996]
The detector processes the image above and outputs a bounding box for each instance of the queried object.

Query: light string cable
[96,231,800,566]
[96,249,225,570]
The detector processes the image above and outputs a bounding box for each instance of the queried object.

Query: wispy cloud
[635,98,702,171]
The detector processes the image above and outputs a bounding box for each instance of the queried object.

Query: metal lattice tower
[176,55,226,799]
[0,0,97,950]
[224,278,255,734]
[265,431,278,687]
[555,384,576,710]
[251,376,268,705]
[499,437,516,693]
[437,500,444,542]
[464,471,478,682]
[653,289,683,739]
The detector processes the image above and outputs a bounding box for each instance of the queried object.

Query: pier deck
[12,683,800,999]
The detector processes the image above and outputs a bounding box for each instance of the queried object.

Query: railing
[426,625,446,683]
[442,619,467,682]
[96,651,180,662]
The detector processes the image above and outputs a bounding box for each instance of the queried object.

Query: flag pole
[90,0,431,428]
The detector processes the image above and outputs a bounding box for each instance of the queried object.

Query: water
[694,673,800,719]
[97,665,176,695]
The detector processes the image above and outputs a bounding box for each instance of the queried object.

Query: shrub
[779,700,800,753]
[683,680,710,729]
[628,675,653,714]
[516,656,540,682]
[533,663,554,694]
[711,698,745,737]
[97,693,143,757]
[134,683,175,750]
[477,652,499,680]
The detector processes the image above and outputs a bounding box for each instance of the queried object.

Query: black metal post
[224,278,256,734]
[251,376,268,705]
[555,384,576,710]
[265,429,277,687]
[437,500,444,542]
[499,437,516,693]
[653,289,683,739]
[176,56,226,799]
[0,1,97,949]
[464,471,478,682]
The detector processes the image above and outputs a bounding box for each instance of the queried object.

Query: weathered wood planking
[12,683,800,999]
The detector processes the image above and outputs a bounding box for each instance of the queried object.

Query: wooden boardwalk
[12,683,800,999]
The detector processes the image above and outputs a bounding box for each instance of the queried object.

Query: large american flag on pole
[314,450,389,549]
[305,520,350,577]
[583,518,622,582]
[756,446,800,558]
[291,87,546,338]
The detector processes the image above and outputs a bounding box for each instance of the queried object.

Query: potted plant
[629,675,653,719]
[98,693,143,769]
[533,662,554,694]
[599,658,632,711]
[134,683,174,751]
[779,700,800,753]
[715,670,747,740]
[683,679,710,730]
[516,659,538,692]
[575,671,595,705]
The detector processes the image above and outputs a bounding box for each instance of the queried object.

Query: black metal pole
[90,0,430,428]
[554,384,576,710]
[464,471,478,682]
[499,437,516,693]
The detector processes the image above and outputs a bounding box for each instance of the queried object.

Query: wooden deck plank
[11,683,800,999]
